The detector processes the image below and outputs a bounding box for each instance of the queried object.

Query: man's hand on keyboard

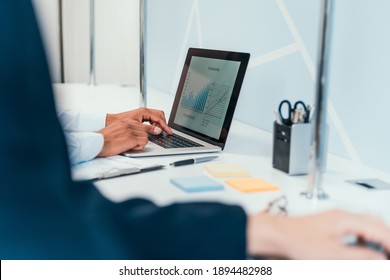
[105,108,173,135]
[97,119,163,157]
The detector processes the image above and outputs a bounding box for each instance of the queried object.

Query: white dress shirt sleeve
[64,132,104,165]
[57,109,107,132]
[56,109,106,164]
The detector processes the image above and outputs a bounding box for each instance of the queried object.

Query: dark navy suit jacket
[0,0,246,259]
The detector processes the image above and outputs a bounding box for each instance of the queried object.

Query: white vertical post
[89,0,96,85]
[139,0,147,107]
[303,0,334,200]
[59,0,65,83]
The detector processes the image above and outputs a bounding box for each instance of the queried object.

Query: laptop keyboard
[148,132,203,149]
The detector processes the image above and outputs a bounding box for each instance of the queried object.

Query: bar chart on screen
[180,82,229,119]
[181,84,211,112]
[179,83,230,134]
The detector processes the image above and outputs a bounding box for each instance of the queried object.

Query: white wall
[32,0,140,85]
[32,0,62,83]
[95,0,139,85]
[62,0,139,85]
[62,0,90,83]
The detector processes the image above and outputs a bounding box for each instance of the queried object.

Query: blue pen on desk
[170,156,218,167]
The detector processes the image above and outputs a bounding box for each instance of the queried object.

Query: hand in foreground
[97,119,161,157]
[106,108,173,135]
[246,210,390,259]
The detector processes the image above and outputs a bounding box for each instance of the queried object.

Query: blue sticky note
[170,176,224,193]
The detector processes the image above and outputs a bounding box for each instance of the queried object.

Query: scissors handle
[278,100,310,126]
[278,100,292,126]
[293,101,307,111]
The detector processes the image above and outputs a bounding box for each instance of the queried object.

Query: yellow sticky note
[204,163,251,178]
[226,178,279,193]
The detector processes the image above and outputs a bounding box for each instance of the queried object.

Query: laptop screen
[169,48,250,148]
[174,56,241,139]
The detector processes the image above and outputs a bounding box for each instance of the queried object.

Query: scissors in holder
[278,100,309,126]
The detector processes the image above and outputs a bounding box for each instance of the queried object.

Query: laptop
[124,48,250,157]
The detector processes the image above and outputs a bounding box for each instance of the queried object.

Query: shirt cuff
[65,132,104,164]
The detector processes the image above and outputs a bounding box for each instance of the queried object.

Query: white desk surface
[54,83,390,224]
